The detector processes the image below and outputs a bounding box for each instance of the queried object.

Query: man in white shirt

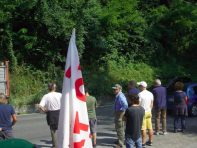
[138,81,154,148]
[39,83,62,148]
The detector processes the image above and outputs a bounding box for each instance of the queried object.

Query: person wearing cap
[128,80,140,96]
[39,83,62,148]
[137,81,154,147]
[152,79,167,135]
[112,84,128,147]
[0,93,17,140]
[124,94,145,148]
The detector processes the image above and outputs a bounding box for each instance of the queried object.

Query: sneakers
[142,143,146,148]
[154,132,159,135]
[154,131,168,135]
[146,141,153,146]
[162,131,168,135]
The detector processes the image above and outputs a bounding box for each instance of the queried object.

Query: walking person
[173,81,188,133]
[138,81,154,148]
[125,94,145,148]
[0,93,17,140]
[152,79,167,135]
[85,88,97,147]
[39,83,62,148]
[112,84,128,147]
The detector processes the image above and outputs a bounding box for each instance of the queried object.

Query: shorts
[141,111,152,130]
[89,118,97,134]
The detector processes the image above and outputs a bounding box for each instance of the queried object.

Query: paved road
[13,103,197,148]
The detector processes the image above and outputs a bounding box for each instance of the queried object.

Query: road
[13,102,197,148]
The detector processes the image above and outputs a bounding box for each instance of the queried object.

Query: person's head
[112,84,122,95]
[128,94,140,105]
[174,81,184,91]
[48,83,57,92]
[154,79,161,86]
[85,87,89,96]
[0,93,7,104]
[137,81,147,91]
[128,80,137,89]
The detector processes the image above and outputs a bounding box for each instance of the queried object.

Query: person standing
[125,94,145,148]
[85,88,97,147]
[112,84,128,147]
[152,79,167,135]
[173,81,188,133]
[138,81,154,148]
[39,83,62,148]
[0,93,17,140]
[128,80,140,96]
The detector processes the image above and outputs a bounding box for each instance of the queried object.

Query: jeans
[155,108,167,132]
[174,115,186,130]
[125,137,142,148]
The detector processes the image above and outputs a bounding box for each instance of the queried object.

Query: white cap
[137,81,147,88]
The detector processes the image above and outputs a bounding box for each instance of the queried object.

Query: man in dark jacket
[152,79,167,135]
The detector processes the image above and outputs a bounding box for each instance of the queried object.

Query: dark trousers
[174,115,186,130]
[0,130,13,140]
[155,108,167,132]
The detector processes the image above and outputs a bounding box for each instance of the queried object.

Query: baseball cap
[137,81,147,88]
[112,84,122,90]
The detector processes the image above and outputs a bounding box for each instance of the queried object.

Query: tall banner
[58,29,92,148]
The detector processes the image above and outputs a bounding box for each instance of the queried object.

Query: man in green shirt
[85,88,97,147]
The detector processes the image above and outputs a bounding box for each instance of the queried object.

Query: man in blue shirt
[112,84,128,147]
[0,93,17,140]
[152,79,167,135]
[128,80,140,96]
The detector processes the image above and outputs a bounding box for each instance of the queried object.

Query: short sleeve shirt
[39,92,62,111]
[139,90,154,112]
[86,96,97,119]
[0,104,15,130]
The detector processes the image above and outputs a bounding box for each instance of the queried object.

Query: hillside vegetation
[0,0,196,106]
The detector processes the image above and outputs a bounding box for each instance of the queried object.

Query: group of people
[0,79,188,148]
[38,83,97,148]
[112,79,188,148]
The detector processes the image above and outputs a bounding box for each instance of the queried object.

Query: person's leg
[135,137,142,148]
[155,109,161,134]
[174,115,179,132]
[115,111,125,147]
[141,114,146,146]
[50,127,57,148]
[125,137,135,148]
[141,130,146,147]
[90,119,97,146]
[181,115,186,131]
[161,109,167,133]
[147,112,153,145]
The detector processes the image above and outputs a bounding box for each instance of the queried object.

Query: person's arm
[39,96,47,112]
[11,114,17,126]
[39,105,47,112]
[150,100,153,109]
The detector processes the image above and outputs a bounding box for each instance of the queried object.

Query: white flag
[57,29,92,148]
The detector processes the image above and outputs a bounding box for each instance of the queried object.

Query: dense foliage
[0,0,196,106]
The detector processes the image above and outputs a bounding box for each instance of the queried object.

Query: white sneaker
[162,131,168,135]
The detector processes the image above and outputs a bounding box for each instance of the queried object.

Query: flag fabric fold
[58,29,92,148]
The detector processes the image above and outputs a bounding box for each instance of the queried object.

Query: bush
[83,52,156,98]
[9,64,63,107]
